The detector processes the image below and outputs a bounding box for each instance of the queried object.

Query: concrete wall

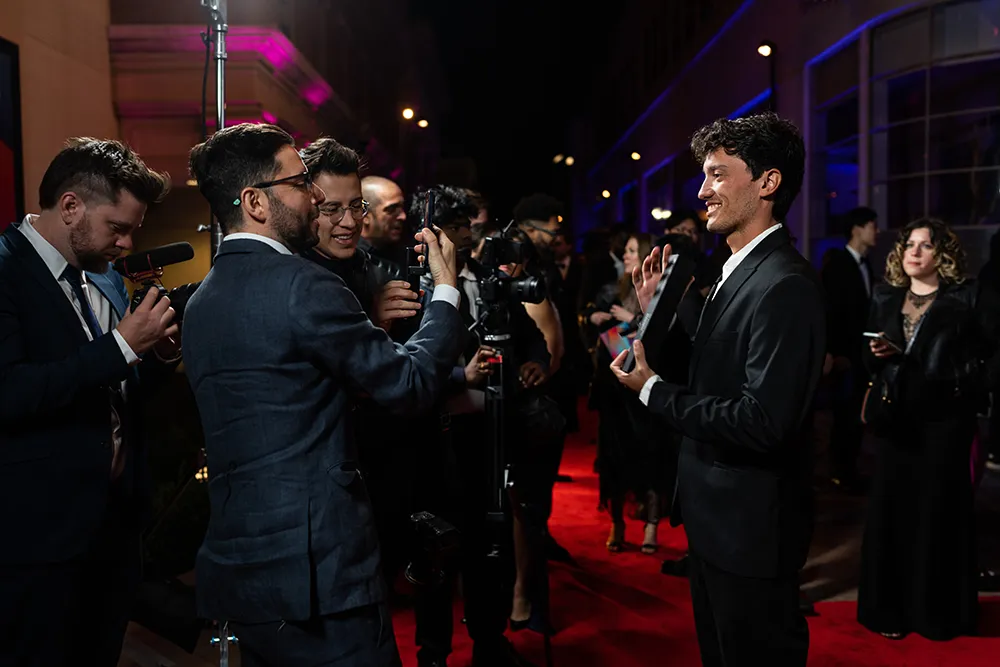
[0,0,119,214]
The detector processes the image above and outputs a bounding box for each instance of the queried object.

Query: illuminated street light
[651,208,673,220]
[564,156,575,166]
[402,108,415,120]
[553,154,564,163]
[601,190,611,199]
[631,152,641,161]
[417,119,429,128]
[758,41,774,58]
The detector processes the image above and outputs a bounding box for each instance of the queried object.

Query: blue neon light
[728,88,771,119]
[588,0,758,179]
[804,1,923,67]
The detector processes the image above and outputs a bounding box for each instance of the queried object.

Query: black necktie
[62,265,105,340]
[696,277,722,335]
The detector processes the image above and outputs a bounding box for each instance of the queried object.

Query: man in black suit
[0,138,177,666]
[182,123,466,667]
[822,206,878,488]
[612,113,825,666]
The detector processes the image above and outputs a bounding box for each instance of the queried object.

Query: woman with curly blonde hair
[858,218,1000,641]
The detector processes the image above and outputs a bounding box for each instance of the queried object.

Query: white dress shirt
[222,232,462,309]
[19,215,137,478]
[638,223,784,405]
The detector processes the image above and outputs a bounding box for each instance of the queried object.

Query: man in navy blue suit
[182,123,467,666]
[0,138,177,666]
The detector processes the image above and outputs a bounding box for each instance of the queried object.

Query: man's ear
[239,188,269,225]
[760,169,782,199]
[58,192,85,226]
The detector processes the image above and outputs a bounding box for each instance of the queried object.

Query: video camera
[113,242,200,324]
[477,226,546,308]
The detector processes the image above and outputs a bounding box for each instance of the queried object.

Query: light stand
[198,6,232,660]
[202,0,228,264]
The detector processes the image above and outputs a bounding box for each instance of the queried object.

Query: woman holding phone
[858,218,1000,641]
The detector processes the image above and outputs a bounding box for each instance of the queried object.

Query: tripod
[475,298,554,667]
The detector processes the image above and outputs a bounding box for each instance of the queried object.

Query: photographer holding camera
[408,185,550,667]
[182,123,468,667]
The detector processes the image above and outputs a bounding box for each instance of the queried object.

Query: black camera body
[129,283,169,313]
[477,235,545,308]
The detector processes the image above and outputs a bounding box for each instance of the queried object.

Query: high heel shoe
[606,521,625,553]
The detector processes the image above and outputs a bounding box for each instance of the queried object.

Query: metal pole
[203,0,227,263]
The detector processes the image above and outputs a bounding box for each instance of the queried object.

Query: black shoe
[979,569,1000,592]
[661,554,690,577]
[472,638,537,667]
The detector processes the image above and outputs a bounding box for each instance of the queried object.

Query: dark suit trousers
[413,414,511,661]
[0,502,141,667]
[231,603,400,667]
[830,365,866,480]
[688,550,808,667]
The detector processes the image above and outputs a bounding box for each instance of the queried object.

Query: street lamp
[631,152,641,161]
[758,40,777,112]
[601,190,611,199]
[417,119,429,128]
[564,156,575,166]
[402,108,415,120]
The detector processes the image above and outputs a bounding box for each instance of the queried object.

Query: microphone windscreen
[113,242,195,275]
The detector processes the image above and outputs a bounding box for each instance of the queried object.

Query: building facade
[578,0,1000,271]
[0,0,447,285]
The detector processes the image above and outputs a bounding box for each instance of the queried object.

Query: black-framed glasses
[318,200,370,223]
[233,170,315,205]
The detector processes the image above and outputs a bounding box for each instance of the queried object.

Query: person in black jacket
[821,206,878,489]
[0,138,177,667]
[612,113,824,667]
[859,218,1000,641]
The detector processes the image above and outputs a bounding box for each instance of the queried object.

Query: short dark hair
[38,138,170,210]
[690,112,806,222]
[842,206,878,240]
[409,185,478,228]
[513,193,563,224]
[189,123,295,233]
[299,137,361,178]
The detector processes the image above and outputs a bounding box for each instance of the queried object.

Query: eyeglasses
[233,170,316,205]
[318,200,370,223]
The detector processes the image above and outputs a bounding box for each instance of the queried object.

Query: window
[810,40,860,237]
[869,1,1000,228]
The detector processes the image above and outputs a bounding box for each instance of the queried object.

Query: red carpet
[392,406,1000,666]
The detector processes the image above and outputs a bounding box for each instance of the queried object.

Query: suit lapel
[689,227,792,375]
[86,270,128,320]
[2,226,89,345]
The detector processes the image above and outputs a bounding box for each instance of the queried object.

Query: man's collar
[18,215,69,280]
[223,232,292,255]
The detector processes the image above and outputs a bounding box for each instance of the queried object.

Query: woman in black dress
[858,218,1000,640]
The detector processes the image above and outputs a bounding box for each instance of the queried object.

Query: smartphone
[863,331,903,352]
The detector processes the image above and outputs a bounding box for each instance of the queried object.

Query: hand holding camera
[116,288,178,357]
[414,226,457,289]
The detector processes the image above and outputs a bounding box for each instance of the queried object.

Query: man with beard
[361,175,408,266]
[612,113,824,666]
[0,138,177,666]
[182,123,466,666]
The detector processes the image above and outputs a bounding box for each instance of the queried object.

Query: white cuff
[639,375,662,406]
[112,330,140,366]
[430,284,461,309]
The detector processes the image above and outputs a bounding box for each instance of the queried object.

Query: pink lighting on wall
[262,110,278,124]
[390,167,404,181]
[110,25,335,113]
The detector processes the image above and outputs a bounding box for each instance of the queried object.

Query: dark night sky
[410,1,626,219]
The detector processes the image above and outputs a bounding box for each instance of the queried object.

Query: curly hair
[884,217,967,287]
[299,136,361,177]
[690,112,805,222]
